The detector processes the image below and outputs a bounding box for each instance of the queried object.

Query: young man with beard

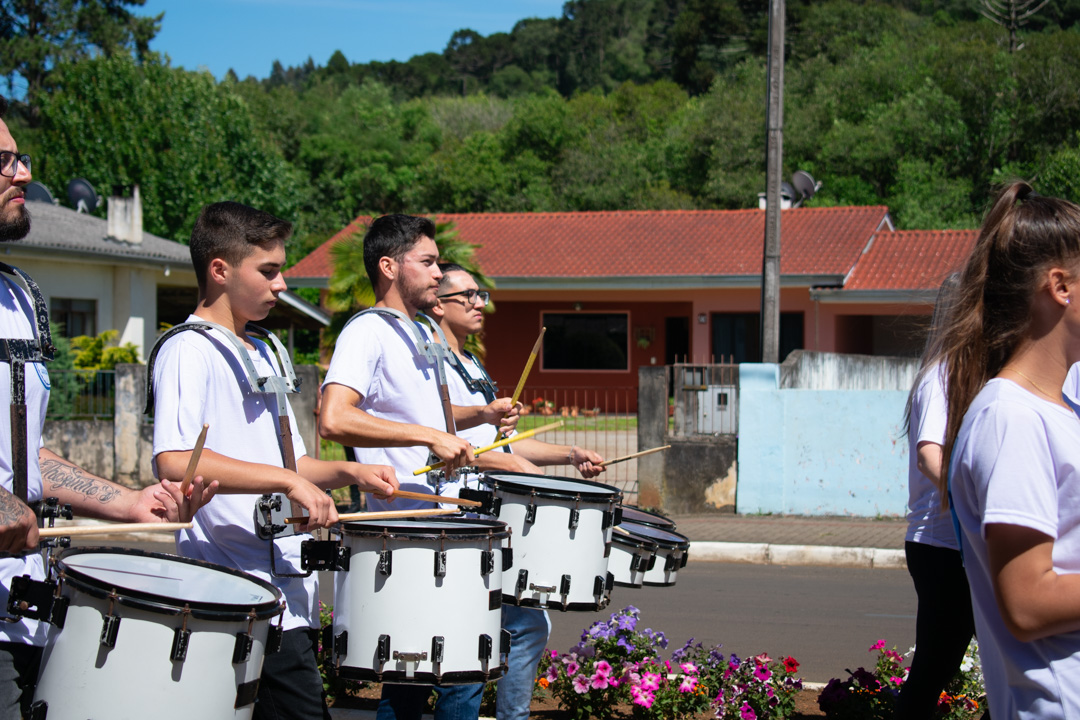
[429,263,606,720]
[320,214,520,720]
[0,97,217,720]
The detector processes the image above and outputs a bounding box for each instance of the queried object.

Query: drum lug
[592,575,605,599]
[28,700,47,720]
[7,576,66,627]
[335,630,349,659]
[300,539,350,572]
[605,508,619,529]
[665,553,678,572]
[432,636,445,663]
[680,550,690,568]
[524,502,536,525]
[235,678,260,709]
[560,574,572,598]
[459,488,498,516]
[478,633,493,661]
[568,508,579,530]
[500,628,511,655]
[647,553,657,571]
[480,550,494,576]
[488,589,502,611]
[100,614,120,649]
[631,554,646,572]
[233,631,254,664]
[378,550,393,576]
[502,547,513,572]
[377,634,391,664]
[434,551,447,578]
[170,628,191,662]
[515,569,528,599]
[266,624,284,655]
[604,542,611,558]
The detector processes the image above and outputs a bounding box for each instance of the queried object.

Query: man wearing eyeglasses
[0,97,216,720]
[429,263,605,720]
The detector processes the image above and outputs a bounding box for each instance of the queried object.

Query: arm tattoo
[39,458,122,504]
[0,488,29,524]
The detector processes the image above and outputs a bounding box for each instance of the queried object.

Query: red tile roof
[844,229,978,291]
[285,207,891,282]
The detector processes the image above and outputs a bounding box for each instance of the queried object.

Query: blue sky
[140,0,565,81]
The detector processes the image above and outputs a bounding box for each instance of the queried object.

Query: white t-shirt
[151,316,316,630]
[322,312,449,511]
[440,352,511,499]
[0,275,49,646]
[950,379,1080,719]
[905,364,957,549]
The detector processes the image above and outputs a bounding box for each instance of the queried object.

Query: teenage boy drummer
[151,201,399,720]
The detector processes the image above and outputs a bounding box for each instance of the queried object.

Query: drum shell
[479,472,621,611]
[618,521,691,587]
[33,549,281,720]
[608,530,658,588]
[333,519,508,685]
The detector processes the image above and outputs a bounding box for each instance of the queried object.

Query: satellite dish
[66,178,100,213]
[780,181,797,201]
[23,181,56,205]
[791,170,820,205]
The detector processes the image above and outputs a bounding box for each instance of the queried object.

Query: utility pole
[760,0,785,364]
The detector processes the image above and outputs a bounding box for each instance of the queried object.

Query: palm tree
[324,218,495,358]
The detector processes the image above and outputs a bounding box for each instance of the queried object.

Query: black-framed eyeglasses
[0,152,30,179]
[437,289,490,307]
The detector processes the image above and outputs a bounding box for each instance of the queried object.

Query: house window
[50,298,96,338]
[541,312,629,371]
[711,312,804,363]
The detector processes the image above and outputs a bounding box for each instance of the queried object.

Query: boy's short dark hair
[190,201,292,289]
[363,214,437,287]
[436,262,469,292]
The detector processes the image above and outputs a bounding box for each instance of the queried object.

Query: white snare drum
[608,526,658,588]
[618,505,678,531]
[618,521,690,587]
[33,548,284,720]
[473,472,621,611]
[333,518,510,685]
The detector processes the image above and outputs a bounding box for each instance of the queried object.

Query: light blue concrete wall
[737,363,909,516]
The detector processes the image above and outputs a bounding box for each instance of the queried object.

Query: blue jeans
[496,606,550,720]
[376,683,483,720]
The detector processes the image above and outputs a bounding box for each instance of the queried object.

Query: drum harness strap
[145,320,317,579]
[341,308,462,493]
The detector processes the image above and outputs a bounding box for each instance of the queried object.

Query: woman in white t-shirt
[944,181,1080,719]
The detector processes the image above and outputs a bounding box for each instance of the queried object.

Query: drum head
[611,526,658,551]
[617,521,689,549]
[339,517,510,540]
[57,548,282,619]
[618,505,676,530]
[481,472,621,502]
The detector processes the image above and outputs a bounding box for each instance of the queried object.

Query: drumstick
[38,522,193,538]
[415,420,564,475]
[598,445,672,468]
[282,508,457,525]
[493,327,546,443]
[179,424,209,495]
[378,489,481,507]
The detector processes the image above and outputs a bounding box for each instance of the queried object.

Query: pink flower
[753,664,772,683]
[870,639,886,651]
[641,672,661,691]
[594,660,612,677]
[890,676,904,685]
[590,671,611,690]
[572,675,589,694]
[550,650,558,659]
[631,687,655,709]
[680,662,698,674]
[740,702,757,720]
[754,653,772,665]
[545,665,559,683]
[565,660,580,676]
[679,676,698,693]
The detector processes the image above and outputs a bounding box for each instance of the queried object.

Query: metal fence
[519,385,639,504]
[46,369,116,420]
[669,363,740,436]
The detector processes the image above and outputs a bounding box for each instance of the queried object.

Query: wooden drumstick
[598,445,672,468]
[415,420,564,475]
[179,424,209,495]
[378,489,481,507]
[38,522,193,538]
[493,327,546,443]
[282,508,457,525]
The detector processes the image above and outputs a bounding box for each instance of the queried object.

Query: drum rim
[479,471,621,502]
[610,528,659,551]
[54,546,284,621]
[338,516,511,540]
[617,521,690,549]
[617,504,677,530]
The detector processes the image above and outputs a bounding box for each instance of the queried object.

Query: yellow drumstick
[38,522,193,538]
[416,420,564,475]
[493,327,546,443]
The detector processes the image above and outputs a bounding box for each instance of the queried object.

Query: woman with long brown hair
[946,181,1080,718]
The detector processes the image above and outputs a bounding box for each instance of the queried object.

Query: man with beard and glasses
[320,214,521,720]
[0,96,217,720]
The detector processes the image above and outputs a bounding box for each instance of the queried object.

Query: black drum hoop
[610,530,659,551]
[617,522,690,550]
[480,472,621,503]
[54,546,284,622]
[617,505,677,530]
[338,517,511,542]
[336,665,506,685]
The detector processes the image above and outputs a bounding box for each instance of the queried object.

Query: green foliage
[45,323,80,420]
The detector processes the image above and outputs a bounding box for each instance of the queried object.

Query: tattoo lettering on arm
[0,488,29,524]
[39,458,121,504]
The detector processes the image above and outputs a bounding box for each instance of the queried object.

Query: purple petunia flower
[594,660,612,677]
[565,660,580,676]
[641,672,661,691]
[680,662,699,675]
[631,688,655,709]
[590,672,611,690]
[679,676,698,693]
[753,664,772,683]
[572,675,590,694]
[740,701,757,720]
[546,665,559,683]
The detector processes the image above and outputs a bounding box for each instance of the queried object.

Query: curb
[687,541,906,570]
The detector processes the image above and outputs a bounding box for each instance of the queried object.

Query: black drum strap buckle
[6,574,67,627]
[300,539,349,572]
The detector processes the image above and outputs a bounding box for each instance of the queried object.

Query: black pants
[895,541,987,719]
[254,627,331,720]
[0,642,41,720]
